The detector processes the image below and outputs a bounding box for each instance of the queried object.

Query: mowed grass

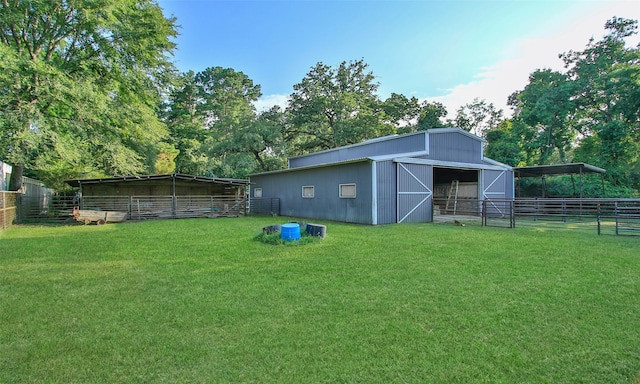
[1,217,639,383]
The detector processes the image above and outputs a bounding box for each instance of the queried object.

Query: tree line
[1,2,638,196]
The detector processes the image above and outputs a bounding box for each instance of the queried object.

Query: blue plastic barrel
[280,223,301,241]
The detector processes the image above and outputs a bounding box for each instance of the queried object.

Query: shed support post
[172,174,177,218]
[1,192,5,231]
[579,166,583,199]
[511,199,515,228]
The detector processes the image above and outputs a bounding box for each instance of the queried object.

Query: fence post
[615,201,619,235]
[597,202,601,236]
[1,192,5,230]
[172,195,177,218]
[510,199,515,228]
[481,200,486,226]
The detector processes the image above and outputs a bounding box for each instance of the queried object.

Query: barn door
[397,163,433,223]
[482,170,507,216]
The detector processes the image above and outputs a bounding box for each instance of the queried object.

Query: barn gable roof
[286,128,488,169]
[251,127,506,177]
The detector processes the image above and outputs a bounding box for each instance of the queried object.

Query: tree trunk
[9,163,24,191]
[253,151,267,171]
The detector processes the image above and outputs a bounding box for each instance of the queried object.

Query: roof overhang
[394,157,512,172]
[250,158,372,177]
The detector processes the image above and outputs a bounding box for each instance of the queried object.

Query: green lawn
[1,217,639,383]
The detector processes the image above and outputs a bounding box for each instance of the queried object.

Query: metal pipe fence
[248,198,281,216]
[435,198,640,236]
[512,198,640,236]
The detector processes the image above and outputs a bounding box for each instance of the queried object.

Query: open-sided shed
[66,173,250,219]
[250,128,514,224]
[66,173,248,196]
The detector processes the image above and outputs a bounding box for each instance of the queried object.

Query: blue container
[280,223,301,241]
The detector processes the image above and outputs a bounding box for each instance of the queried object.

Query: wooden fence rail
[15,195,248,223]
[1,191,18,231]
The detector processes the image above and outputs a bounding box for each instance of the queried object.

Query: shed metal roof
[65,173,250,188]
[514,163,605,178]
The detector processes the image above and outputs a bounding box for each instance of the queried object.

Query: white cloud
[427,1,640,118]
[254,94,289,113]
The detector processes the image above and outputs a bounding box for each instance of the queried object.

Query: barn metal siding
[289,132,427,168]
[250,161,374,224]
[482,169,514,200]
[396,162,433,223]
[375,160,397,225]
[429,132,483,164]
[506,170,514,199]
[482,169,515,217]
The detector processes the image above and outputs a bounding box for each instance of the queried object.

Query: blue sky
[158,0,640,115]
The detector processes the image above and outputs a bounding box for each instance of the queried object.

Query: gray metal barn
[249,128,514,225]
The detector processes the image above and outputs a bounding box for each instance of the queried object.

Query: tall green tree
[0,0,177,189]
[195,67,261,129]
[417,100,450,131]
[381,94,450,134]
[216,106,287,176]
[286,59,394,154]
[162,67,264,177]
[161,71,211,175]
[381,93,421,133]
[483,119,526,166]
[453,98,503,137]
[193,67,261,177]
[507,69,575,164]
[561,17,640,187]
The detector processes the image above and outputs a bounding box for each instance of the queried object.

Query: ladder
[446,180,459,214]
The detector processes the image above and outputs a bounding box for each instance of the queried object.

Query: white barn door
[397,163,433,223]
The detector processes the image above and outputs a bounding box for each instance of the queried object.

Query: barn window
[339,183,356,198]
[254,188,262,198]
[302,185,315,198]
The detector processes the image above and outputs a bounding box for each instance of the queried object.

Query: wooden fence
[1,191,18,231]
[16,195,248,223]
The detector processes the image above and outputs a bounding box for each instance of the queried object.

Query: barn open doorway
[433,167,479,218]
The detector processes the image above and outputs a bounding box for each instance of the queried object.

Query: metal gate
[482,170,509,217]
[397,163,433,223]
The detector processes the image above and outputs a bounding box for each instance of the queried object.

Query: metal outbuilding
[250,128,514,225]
